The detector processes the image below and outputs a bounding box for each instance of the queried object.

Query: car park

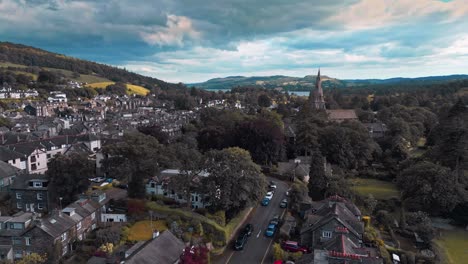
[261,198,270,206]
[265,224,276,237]
[280,198,288,208]
[243,224,253,236]
[234,232,249,250]
[281,241,309,253]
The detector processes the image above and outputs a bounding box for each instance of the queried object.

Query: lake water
[204,89,309,97]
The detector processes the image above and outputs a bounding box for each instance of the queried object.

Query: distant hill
[0,42,181,91]
[189,74,468,91]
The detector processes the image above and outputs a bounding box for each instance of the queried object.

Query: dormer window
[33,182,43,188]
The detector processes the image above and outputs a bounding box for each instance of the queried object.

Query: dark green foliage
[105,82,127,96]
[47,153,95,205]
[258,94,272,107]
[398,161,460,214]
[137,125,170,144]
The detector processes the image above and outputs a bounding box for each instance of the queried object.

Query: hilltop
[0,42,181,91]
[190,74,468,91]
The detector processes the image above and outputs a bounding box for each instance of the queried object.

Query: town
[0,1,467,263]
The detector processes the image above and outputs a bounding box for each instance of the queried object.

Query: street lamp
[59,197,63,211]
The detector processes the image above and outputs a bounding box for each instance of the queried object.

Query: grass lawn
[86,82,150,96]
[127,220,168,241]
[350,178,400,200]
[435,228,468,264]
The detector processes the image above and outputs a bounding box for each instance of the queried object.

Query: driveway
[215,178,289,264]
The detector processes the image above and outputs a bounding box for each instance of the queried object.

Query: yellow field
[127,220,168,241]
[86,82,150,96]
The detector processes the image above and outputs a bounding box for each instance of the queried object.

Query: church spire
[308,68,326,110]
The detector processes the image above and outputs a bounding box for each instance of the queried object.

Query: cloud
[140,14,200,46]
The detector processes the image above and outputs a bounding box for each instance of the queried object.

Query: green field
[350,178,400,200]
[1,62,110,83]
[435,228,468,264]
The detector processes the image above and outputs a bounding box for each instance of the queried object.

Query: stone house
[0,212,34,261]
[10,174,50,214]
[0,160,20,196]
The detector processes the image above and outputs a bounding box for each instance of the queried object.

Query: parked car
[243,224,253,236]
[89,177,105,183]
[234,232,249,250]
[280,198,288,208]
[269,181,277,189]
[265,224,276,237]
[265,191,274,200]
[261,198,270,206]
[281,241,309,253]
[270,215,280,226]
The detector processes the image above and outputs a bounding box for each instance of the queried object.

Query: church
[308,69,358,123]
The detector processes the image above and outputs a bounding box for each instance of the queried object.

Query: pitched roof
[326,109,358,120]
[37,212,76,238]
[0,146,25,161]
[125,231,185,264]
[0,160,19,179]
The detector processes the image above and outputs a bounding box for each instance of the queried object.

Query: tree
[102,132,169,198]
[203,147,267,217]
[168,143,204,207]
[180,246,210,264]
[258,94,272,107]
[137,125,170,144]
[16,253,47,264]
[105,82,127,96]
[308,150,328,200]
[47,153,94,205]
[0,116,12,129]
[398,161,461,215]
[96,226,122,245]
[234,117,284,165]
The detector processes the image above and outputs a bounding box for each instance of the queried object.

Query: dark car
[234,232,248,250]
[280,198,288,208]
[243,224,253,236]
[270,215,280,226]
[261,197,270,206]
[281,241,309,253]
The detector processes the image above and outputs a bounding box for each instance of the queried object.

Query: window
[33,182,43,188]
[25,237,31,246]
[62,245,67,256]
[46,154,51,159]
[10,223,23,230]
[91,212,96,220]
[12,238,22,245]
[31,164,37,171]
[91,224,96,230]
[61,232,67,241]
[30,156,36,163]
[77,222,82,230]
[12,159,16,164]
[16,193,22,199]
[16,202,22,209]
[322,231,332,238]
[37,203,44,210]
[37,193,43,200]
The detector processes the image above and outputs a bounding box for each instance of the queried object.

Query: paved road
[215,178,289,264]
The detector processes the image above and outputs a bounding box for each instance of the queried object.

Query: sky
[1,0,468,83]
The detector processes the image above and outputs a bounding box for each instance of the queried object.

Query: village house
[0,212,34,261]
[326,110,358,123]
[9,174,50,214]
[363,122,388,139]
[0,160,20,198]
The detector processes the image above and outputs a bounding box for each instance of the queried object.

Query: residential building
[10,174,50,214]
[0,212,34,261]
[124,230,184,264]
[363,122,388,139]
[0,160,20,196]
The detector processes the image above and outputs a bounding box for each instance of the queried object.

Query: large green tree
[202,147,267,217]
[102,132,170,198]
[47,153,95,205]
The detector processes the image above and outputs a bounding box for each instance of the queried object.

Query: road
[215,178,289,264]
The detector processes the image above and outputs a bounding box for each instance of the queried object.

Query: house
[125,230,185,264]
[8,142,48,174]
[22,211,77,258]
[300,195,364,249]
[48,91,67,103]
[363,122,388,139]
[0,147,27,171]
[0,160,20,196]
[62,198,100,241]
[10,174,50,214]
[0,212,34,261]
[145,169,210,209]
[277,159,310,182]
[326,110,358,123]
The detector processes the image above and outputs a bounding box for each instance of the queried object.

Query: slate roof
[0,160,19,179]
[125,230,185,264]
[0,146,26,161]
[10,174,49,190]
[37,212,76,238]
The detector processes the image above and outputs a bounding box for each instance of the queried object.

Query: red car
[281,241,309,253]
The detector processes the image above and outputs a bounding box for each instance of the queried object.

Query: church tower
[308,69,326,109]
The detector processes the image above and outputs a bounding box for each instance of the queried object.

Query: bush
[182,232,192,243]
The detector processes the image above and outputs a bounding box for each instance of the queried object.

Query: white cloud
[140,14,200,46]
[331,0,468,30]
